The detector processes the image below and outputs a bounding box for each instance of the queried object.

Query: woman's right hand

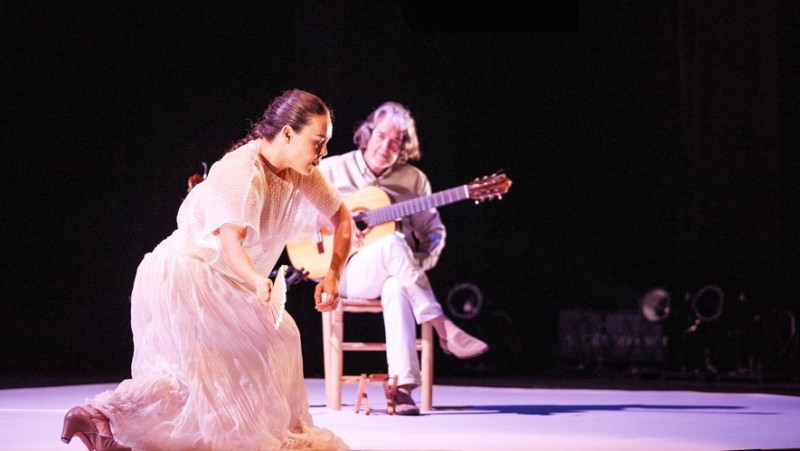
[219,225,275,306]
[253,276,273,306]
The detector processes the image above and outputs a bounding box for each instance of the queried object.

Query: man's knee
[375,234,413,260]
[380,278,408,306]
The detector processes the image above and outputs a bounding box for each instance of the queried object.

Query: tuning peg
[187,173,204,193]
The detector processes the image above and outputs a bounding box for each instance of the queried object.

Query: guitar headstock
[187,162,209,193]
[467,171,512,203]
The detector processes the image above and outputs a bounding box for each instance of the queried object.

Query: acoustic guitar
[285,172,512,279]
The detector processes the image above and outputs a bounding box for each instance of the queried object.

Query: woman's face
[290,114,332,176]
[362,116,404,177]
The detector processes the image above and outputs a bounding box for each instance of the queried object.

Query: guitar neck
[360,185,469,227]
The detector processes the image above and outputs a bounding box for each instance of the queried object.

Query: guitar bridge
[315,230,324,254]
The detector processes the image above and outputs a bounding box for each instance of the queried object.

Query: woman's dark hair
[228,89,331,152]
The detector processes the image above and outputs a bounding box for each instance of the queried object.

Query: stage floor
[2,378,799,451]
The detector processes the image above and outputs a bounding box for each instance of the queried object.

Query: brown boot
[61,406,131,451]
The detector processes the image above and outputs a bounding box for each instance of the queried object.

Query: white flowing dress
[88,141,348,450]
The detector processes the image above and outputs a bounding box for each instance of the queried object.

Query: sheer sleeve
[302,169,343,221]
[286,168,344,241]
[177,146,265,255]
[201,162,264,247]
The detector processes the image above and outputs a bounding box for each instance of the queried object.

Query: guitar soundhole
[352,208,370,232]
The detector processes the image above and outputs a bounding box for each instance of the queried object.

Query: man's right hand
[353,228,366,247]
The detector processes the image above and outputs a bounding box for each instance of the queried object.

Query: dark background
[2,1,799,387]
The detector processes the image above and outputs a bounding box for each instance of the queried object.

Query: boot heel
[60,406,130,451]
[61,419,78,444]
[61,406,95,445]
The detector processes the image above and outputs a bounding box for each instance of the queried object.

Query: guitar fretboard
[361,185,470,226]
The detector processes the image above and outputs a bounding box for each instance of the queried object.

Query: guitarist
[318,101,488,416]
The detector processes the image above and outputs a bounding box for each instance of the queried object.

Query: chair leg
[322,310,333,409]
[420,321,434,412]
[330,301,345,410]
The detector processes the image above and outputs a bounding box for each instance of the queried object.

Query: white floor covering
[2,378,799,450]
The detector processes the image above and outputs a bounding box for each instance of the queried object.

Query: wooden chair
[322,297,434,412]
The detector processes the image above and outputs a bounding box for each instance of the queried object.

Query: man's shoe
[394,388,420,416]
[439,328,489,359]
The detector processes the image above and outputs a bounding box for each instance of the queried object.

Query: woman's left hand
[314,275,340,312]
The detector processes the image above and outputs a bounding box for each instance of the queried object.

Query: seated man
[318,101,488,415]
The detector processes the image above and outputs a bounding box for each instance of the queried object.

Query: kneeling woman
[62,89,352,451]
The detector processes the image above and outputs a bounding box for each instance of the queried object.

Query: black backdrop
[3,1,798,385]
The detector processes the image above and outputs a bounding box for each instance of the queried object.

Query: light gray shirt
[318,150,446,270]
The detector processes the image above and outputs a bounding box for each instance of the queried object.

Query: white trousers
[338,234,443,388]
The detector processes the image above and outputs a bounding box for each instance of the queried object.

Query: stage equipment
[446,283,484,320]
[761,309,798,376]
[691,284,724,323]
[559,309,666,370]
[640,287,672,322]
